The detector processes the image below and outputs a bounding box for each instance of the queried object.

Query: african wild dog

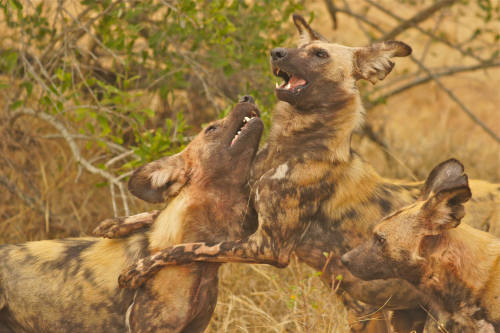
[342,159,500,332]
[0,98,263,333]
[113,14,500,331]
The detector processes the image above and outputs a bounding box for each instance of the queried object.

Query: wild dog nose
[239,95,255,104]
[271,48,287,61]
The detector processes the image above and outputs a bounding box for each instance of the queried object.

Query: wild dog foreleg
[118,228,291,289]
[93,210,160,238]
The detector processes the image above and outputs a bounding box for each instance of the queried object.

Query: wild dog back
[0,235,147,332]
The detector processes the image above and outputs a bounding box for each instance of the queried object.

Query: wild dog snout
[271,48,288,61]
[239,95,255,104]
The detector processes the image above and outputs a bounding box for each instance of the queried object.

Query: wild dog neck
[418,224,500,314]
[148,186,249,252]
[265,94,362,165]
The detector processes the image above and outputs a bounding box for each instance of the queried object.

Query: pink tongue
[289,76,306,89]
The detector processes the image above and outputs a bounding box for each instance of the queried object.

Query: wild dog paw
[93,210,159,238]
[118,266,148,290]
[93,217,124,238]
[118,254,167,289]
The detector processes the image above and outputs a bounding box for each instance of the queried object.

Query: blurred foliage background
[1,0,499,331]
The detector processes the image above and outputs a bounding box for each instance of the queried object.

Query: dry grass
[1,1,499,332]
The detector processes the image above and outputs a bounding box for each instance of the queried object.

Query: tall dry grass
[1,1,499,332]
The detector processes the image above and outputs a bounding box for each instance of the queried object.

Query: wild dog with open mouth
[0,97,263,333]
[113,14,500,331]
[342,159,500,332]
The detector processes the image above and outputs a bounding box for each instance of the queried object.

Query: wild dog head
[271,14,412,111]
[341,159,471,283]
[128,96,264,203]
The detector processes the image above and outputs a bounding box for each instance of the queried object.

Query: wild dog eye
[314,49,329,58]
[375,234,386,246]
[205,125,217,134]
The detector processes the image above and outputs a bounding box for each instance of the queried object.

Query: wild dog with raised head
[116,14,500,331]
[342,159,500,332]
[0,98,263,333]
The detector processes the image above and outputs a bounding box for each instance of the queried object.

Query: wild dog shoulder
[255,160,334,225]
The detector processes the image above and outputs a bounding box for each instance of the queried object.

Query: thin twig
[40,133,131,154]
[363,0,486,63]
[367,62,500,107]
[378,0,457,41]
[334,8,382,32]
[105,150,137,168]
[341,0,372,39]
[109,183,118,216]
[62,6,125,66]
[408,55,500,144]
[419,12,445,68]
[323,0,338,30]
[0,174,42,212]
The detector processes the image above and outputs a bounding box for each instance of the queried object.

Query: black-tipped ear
[419,159,472,233]
[293,14,328,46]
[353,40,412,84]
[128,153,188,203]
[420,158,467,200]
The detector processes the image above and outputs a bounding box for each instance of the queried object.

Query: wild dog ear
[353,41,412,84]
[128,153,188,203]
[420,159,467,200]
[418,159,471,233]
[293,14,328,46]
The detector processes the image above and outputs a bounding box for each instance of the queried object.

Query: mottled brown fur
[117,14,499,331]
[342,159,500,332]
[0,99,263,333]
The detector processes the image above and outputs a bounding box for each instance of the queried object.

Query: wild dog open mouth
[274,68,308,93]
[231,114,259,146]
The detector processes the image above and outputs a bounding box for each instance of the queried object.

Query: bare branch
[378,0,457,41]
[363,0,486,63]
[340,0,376,39]
[333,7,382,32]
[105,150,137,168]
[409,56,500,144]
[332,3,500,145]
[367,62,500,106]
[10,108,131,215]
[418,12,445,67]
[40,133,131,154]
[323,0,338,30]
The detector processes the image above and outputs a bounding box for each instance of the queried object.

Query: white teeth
[244,117,250,122]
[237,130,241,135]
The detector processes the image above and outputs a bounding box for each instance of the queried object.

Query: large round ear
[418,159,472,233]
[128,153,188,203]
[293,14,328,47]
[353,41,412,84]
[420,159,467,200]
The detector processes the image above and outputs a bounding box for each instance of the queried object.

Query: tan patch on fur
[149,190,189,250]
